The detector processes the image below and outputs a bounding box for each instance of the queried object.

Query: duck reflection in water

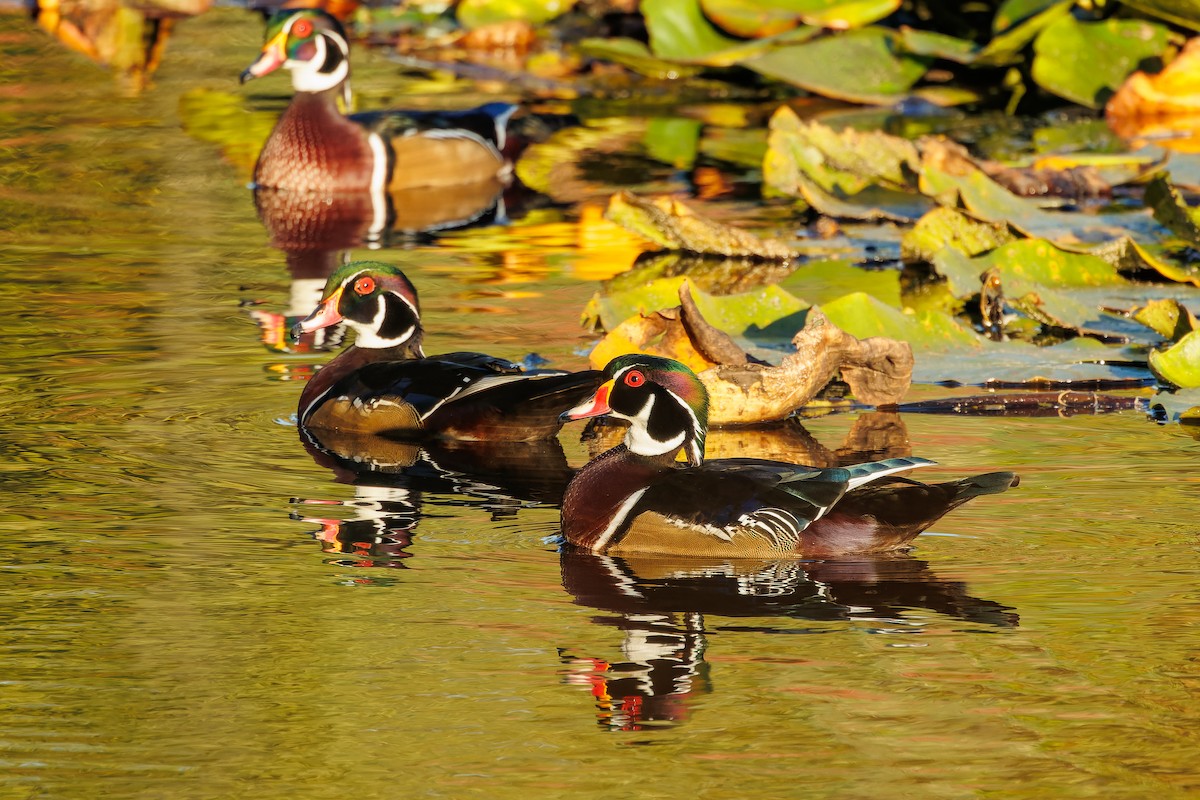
[295,427,578,568]
[557,550,1018,731]
[239,9,571,354]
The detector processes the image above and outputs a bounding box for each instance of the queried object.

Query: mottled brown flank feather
[388,135,506,191]
[254,91,375,193]
[304,396,423,434]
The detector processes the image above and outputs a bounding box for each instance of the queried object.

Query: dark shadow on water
[557,550,1018,731]
[293,428,577,568]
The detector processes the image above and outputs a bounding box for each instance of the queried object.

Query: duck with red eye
[559,354,1019,559]
[294,261,601,442]
[239,9,556,224]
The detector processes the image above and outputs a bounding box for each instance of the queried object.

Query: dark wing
[344,356,520,419]
[634,459,853,549]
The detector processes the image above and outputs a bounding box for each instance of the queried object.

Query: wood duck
[560,355,1019,558]
[239,9,522,202]
[294,261,601,441]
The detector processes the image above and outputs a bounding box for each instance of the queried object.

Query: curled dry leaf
[1107,36,1200,141]
[703,307,913,424]
[590,285,913,423]
[604,190,797,259]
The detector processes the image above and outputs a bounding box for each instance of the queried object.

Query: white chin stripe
[617,394,686,458]
[347,297,414,349]
[288,35,349,93]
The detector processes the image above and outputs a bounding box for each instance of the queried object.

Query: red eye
[292,18,313,37]
[623,370,645,387]
[353,276,376,295]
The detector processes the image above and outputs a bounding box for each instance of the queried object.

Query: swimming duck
[560,354,1018,558]
[240,9,523,200]
[294,261,601,441]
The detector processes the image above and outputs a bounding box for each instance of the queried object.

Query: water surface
[3,12,1200,798]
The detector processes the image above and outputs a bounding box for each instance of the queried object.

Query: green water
[3,11,1200,798]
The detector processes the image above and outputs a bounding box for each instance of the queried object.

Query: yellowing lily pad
[1150,330,1200,387]
[587,276,807,335]
[901,207,1016,263]
[1134,298,1197,340]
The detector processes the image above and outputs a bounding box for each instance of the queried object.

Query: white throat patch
[617,394,686,458]
[286,29,350,94]
[347,294,416,349]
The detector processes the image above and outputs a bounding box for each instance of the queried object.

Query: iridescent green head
[564,354,709,466]
[240,9,350,95]
[294,261,422,351]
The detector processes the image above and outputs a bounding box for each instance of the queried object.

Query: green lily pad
[918,143,1078,239]
[1031,16,1174,108]
[766,107,920,190]
[642,0,743,63]
[1087,238,1200,288]
[932,240,1130,331]
[576,38,706,79]
[901,207,1016,264]
[897,27,979,64]
[778,258,902,308]
[699,127,768,169]
[743,27,933,104]
[993,0,1065,33]
[1120,0,1200,31]
[1144,173,1200,247]
[1150,330,1200,388]
[698,0,901,39]
[588,276,807,335]
[1134,298,1197,341]
[820,292,980,350]
[974,0,1071,67]
[778,168,932,221]
[645,118,702,169]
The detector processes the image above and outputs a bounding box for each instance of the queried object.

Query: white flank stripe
[592,488,648,553]
[367,132,388,238]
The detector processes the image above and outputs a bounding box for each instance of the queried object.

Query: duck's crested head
[565,354,709,466]
[240,9,350,94]
[294,261,422,350]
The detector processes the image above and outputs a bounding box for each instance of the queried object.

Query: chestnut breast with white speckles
[254,92,376,194]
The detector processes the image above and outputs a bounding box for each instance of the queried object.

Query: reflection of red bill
[296,286,344,334]
[239,29,287,83]
[563,380,613,420]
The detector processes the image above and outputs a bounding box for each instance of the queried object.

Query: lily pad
[820,292,980,349]
[1144,173,1200,247]
[605,192,796,258]
[766,107,920,191]
[974,0,1071,67]
[1085,237,1200,288]
[778,258,902,308]
[1032,15,1174,108]
[1149,330,1200,387]
[703,0,900,32]
[644,117,703,169]
[918,139,1078,239]
[586,275,807,335]
[642,0,743,63]
[743,27,933,104]
[1133,297,1197,340]
[897,27,979,64]
[576,38,706,79]
[901,206,1016,263]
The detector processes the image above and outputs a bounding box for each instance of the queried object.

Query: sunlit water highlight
[3,12,1200,799]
